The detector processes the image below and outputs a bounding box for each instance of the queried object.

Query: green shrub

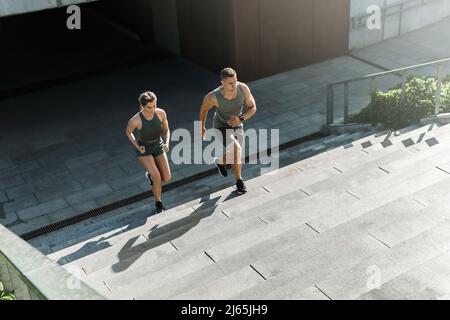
[348,76,450,129]
[0,281,16,300]
[1,291,16,300]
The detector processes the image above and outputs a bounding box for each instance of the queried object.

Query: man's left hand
[227,116,241,127]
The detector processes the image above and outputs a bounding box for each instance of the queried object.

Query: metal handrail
[326,58,450,125]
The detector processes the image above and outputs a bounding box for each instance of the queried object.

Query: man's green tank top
[213,84,245,128]
[138,112,162,142]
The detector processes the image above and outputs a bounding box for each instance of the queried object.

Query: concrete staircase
[33,123,450,300]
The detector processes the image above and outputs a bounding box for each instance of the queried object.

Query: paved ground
[351,16,450,75]
[2,16,450,236]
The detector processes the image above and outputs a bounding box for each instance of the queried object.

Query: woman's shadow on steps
[111,197,221,273]
[56,191,230,269]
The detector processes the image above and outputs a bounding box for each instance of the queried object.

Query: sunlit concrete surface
[0,0,99,17]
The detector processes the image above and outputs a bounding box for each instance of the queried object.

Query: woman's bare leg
[154,152,171,183]
[137,156,162,202]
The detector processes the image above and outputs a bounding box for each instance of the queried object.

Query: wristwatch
[239,115,245,123]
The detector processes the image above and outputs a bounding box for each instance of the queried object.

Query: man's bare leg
[232,141,243,180]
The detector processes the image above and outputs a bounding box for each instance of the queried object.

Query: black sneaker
[236,179,247,195]
[215,159,228,177]
[155,201,165,214]
[146,172,153,185]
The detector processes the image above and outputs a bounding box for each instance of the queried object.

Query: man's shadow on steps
[111,197,221,273]
[56,209,152,266]
[56,187,240,268]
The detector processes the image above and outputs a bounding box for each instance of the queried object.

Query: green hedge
[1,291,15,300]
[348,76,450,129]
[0,281,16,300]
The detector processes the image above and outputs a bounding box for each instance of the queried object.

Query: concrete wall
[151,0,180,55]
[234,0,350,80]
[350,0,450,50]
[312,0,351,63]
[2,0,350,81]
[176,0,236,74]
[177,0,350,81]
[101,0,179,54]
[102,0,154,43]
[0,0,98,17]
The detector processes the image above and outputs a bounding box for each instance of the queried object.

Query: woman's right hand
[201,126,206,140]
[139,146,146,154]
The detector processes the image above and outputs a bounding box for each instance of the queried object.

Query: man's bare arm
[228,83,257,127]
[241,83,257,121]
[199,93,216,139]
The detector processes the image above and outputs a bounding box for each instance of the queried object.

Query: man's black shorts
[215,126,244,147]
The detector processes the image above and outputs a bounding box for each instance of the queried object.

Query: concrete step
[91,170,443,300]
[297,123,446,173]
[192,167,449,299]
[113,197,398,299]
[297,218,450,300]
[248,143,450,225]
[280,126,438,184]
[413,176,450,206]
[304,146,450,199]
[156,194,430,299]
[359,251,450,300]
[171,232,386,300]
[230,203,450,300]
[61,131,450,278]
[307,165,448,233]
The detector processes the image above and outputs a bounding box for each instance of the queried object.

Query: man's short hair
[220,67,237,80]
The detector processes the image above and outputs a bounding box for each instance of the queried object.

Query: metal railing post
[344,82,349,124]
[401,72,407,104]
[326,85,334,125]
[371,78,377,93]
[435,64,443,116]
[381,5,386,40]
[398,1,404,36]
